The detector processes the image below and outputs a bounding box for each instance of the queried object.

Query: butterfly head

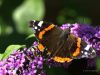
[29,20,43,33]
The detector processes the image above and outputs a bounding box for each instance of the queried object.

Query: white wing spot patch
[81,51,83,53]
[92,49,95,53]
[84,45,91,51]
[38,21,43,27]
[38,29,40,31]
[34,26,37,29]
[84,52,88,55]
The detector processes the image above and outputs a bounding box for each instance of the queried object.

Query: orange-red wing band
[38,24,55,39]
[72,38,81,57]
[52,56,73,63]
[37,43,45,52]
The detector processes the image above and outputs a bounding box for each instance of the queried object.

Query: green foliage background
[0,0,100,74]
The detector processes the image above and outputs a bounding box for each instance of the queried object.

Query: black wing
[40,26,96,59]
[39,26,75,58]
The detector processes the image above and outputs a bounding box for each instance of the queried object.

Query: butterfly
[29,20,96,63]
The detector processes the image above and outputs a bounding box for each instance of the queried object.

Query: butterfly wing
[30,20,96,63]
[67,34,96,59]
[74,40,96,59]
[41,27,96,62]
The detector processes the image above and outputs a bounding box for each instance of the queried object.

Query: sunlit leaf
[0,54,3,60]
[13,0,45,35]
[1,45,25,60]
[25,34,35,40]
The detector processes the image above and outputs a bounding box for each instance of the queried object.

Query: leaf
[12,0,45,35]
[0,18,13,35]
[1,45,25,60]
[0,54,3,60]
[25,34,35,40]
[76,16,91,24]
[96,57,100,71]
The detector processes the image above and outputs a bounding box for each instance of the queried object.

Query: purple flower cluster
[0,50,25,75]
[0,47,46,75]
[0,41,70,75]
[0,41,73,75]
[95,26,100,38]
[61,23,100,50]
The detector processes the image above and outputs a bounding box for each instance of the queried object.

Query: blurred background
[0,0,100,74]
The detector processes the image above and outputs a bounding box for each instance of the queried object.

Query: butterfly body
[29,20,96,63]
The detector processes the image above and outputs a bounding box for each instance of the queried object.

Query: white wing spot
[38,29,40,31]
[81,51,83,53]
[34,26,37,29]
[38,21,43,27]
[92,49,95,53]
[84,52,88,55]
[82,55,86,58]
[84,45,91,51]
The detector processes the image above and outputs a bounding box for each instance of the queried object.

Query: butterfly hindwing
[68,35,96,59]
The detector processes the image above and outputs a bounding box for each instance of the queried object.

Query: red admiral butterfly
[29,20,96,63]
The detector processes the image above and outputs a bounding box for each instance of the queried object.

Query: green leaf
[76,16,91,24]
[13,0,45,35]
[0,0,3,7]
[96,57,100,71]
[25,34,35,40]
[0,18,13,36]
[1,45,25,60]
[0,54,3,60]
